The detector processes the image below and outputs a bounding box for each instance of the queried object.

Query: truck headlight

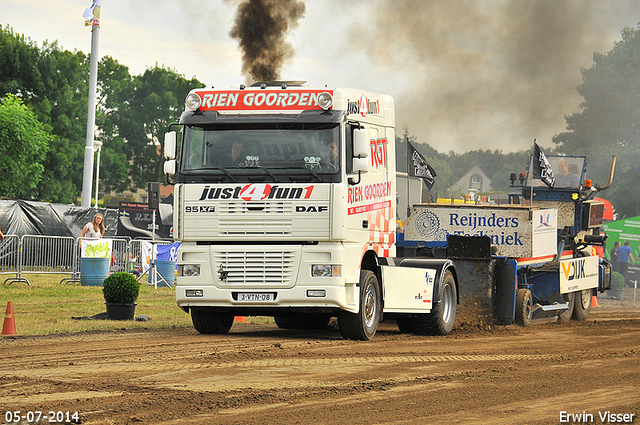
[178,264,200,277]
[317,92,333,110]
[185,93,202,111]
[311,264,341,277]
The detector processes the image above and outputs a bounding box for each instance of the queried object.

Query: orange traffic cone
[234,316,246,323]
[2,301,17,336]
[591,296,599,308]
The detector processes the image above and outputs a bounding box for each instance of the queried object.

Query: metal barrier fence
[1,235,174,286]
[0,235,20,283]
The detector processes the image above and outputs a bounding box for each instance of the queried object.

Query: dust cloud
[350,0,640,152]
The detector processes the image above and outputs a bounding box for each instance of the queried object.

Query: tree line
[2,23,640,218]
[0,25,201,203]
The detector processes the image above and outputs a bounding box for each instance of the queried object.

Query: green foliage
[102,272,140,304]
[552,23,640,218]
[611,271,625,289]
[396,126,530,199]
[0,93,50,198]
[0,26,87,203]
[100,65,202,191]
[0,26,204,202]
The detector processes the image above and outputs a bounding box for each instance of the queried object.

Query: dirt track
[1,295,639,425]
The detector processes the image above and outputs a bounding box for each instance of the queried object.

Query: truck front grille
[218,202,293,236]
[214,250,296,287]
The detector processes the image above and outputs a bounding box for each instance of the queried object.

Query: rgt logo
[370,138,388,168]
[199,184,315,201]
[562,259,586,281]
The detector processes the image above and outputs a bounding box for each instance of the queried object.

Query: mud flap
[447,235,494,327]
[493,257,517,325]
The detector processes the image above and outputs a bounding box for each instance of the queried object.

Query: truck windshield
[181,123,340,175]
[527,155,586,190]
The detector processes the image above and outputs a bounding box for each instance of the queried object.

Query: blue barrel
[80,257,110,286]
[151,260,176,287]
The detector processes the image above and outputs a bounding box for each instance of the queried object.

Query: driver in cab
[325,140,339,169]
[223,140,245,167]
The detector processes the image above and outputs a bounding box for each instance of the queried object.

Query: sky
[2,0,640,153]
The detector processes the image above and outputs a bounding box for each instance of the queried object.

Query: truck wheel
[337,270,380,340]
[515,288,533,327]
[409,270,457,336]
[191,308,234,334]
[573,289,592,321]
[558,292,575,322]
[274,314,332,330]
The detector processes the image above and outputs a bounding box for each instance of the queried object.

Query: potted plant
[102,272,140,320]
[609,271,625,300]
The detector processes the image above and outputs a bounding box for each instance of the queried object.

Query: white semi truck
[163,82,459,340]
[163,81,613,339]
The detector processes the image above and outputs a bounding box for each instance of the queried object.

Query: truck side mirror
[352,157,369,174]
[164,131,176,159]
[353,128,369,158]
[349,157,369,185]
[164,159,176,176]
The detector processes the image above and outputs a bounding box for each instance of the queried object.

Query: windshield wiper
[215,168,238,182]
[182,168,238,182]
[287,166,322,182]
[237,165,280,182]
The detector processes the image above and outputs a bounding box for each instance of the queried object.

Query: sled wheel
[558,292,575,323]
[515,288,533,327]
[573,289,592,321]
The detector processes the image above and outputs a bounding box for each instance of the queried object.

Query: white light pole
[93,140,103,208]
[81,1,101,207]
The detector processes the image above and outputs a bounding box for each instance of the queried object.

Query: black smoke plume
[229,0,306,83]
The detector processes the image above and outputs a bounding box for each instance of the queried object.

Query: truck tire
[191,308,234,334]
[408,270,457,336]
[558,292,575,323]
[274,314,332,330]
[515,288,533,327]
[337,270,380,340]
[573,289,592,321]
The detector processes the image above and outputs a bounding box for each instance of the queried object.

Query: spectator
[81,213,105,239]
[616,240,634,286]
[610,240,620,272]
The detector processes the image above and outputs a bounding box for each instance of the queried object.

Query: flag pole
[406,140,411,219]
[529,139,535,214]
[81,5,100,207]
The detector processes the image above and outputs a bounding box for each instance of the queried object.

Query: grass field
[0,273,193,336]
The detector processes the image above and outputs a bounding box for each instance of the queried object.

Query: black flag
[408,142,436,190]
[532,142,555,188]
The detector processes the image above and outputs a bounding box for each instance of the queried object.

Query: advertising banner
[81,238,112,258]
[532,209,558,258]
[559,255,599,293]
[406,205,557,258]
[603,216,640,259]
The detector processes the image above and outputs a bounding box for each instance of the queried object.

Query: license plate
[237,293,275,302]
